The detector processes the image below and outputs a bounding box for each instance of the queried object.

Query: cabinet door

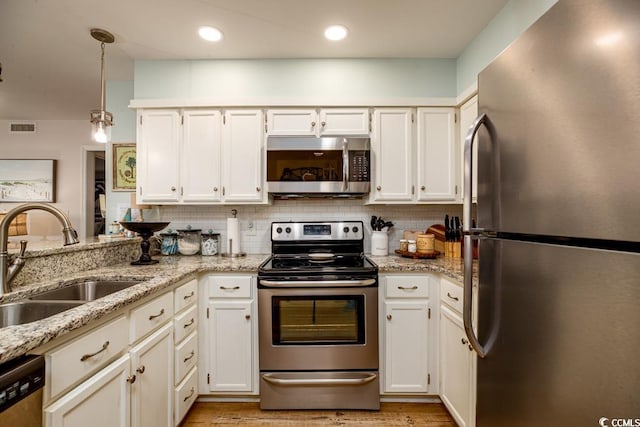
[416,108,457,202]
[440,305,474,427]
[383,300,430,393]
[137,109,181,203]
[181,110,222,202]
[206,300,254,392]
[222,110,265,202]
[319,109,369,135]
[459,95,478,202]
[44,354,130,427]
[267,109,318,135]
[130,323,173,427]
[371,108,414,202]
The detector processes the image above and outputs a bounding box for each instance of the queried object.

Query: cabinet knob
[386,314,392,321]
[321,121,326,127]
[245,314,251,320]
[171,186,176,191]
[256,187,261,192]
[376,186,381,191]
[136,366,146,374]
[311,121,316,127]
[126,375,137,384]
[421,185,426,191]
[213,187,218,191]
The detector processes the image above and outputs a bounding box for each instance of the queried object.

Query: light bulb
[93,122,108,143]
[324,25,348,41]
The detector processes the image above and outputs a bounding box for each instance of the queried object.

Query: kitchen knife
[371,216,377,231]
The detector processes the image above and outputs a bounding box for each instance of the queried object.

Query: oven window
[266,150,344,182]
[272,295,365,345]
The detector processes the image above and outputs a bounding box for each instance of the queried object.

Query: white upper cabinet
[266,108,370,136]
[416,108,457,202]
[181,110,222,202]
[222,109,266,203]
[459,95,478,202]
[370,108,414,202]
[137,109,181,203]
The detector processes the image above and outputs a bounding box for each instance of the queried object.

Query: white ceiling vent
[9,122,37,133]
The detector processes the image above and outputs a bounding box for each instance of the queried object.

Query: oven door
[258,284,378,371]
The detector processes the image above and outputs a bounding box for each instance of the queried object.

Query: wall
[0,119,99,240]
[156,201,461,255]
[456,0,558,92]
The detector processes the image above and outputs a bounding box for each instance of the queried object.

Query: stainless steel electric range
[257,221,380,410]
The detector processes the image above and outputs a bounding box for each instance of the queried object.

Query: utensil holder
[371,231,388,256]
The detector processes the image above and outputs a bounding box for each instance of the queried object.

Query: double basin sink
[0,280,142,328]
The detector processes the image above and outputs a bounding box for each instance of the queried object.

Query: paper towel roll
[227,218,240,254]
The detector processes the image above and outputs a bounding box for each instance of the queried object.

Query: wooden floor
[180,402,456,426]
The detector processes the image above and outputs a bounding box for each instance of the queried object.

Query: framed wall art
[0,159,56,202]
[112,143,137,191]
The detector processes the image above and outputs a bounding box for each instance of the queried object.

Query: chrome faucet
[0,203,80,296]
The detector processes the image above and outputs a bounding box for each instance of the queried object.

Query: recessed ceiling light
[594,31,622,47]
[324,25,348,41]
[198,26,223,42]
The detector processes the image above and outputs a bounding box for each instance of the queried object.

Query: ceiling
[0,0,508,121]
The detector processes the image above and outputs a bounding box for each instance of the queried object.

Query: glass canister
[201,230,220,256]
[177,226,201,255]
[160,230,178,255]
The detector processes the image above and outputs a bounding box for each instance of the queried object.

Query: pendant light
[89,28,114,143]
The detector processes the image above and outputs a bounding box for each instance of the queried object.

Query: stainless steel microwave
[266,136,370,197]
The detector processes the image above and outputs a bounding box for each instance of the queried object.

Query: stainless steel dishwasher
[0,355,44,427]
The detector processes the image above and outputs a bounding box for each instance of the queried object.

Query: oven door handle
[262,373,377,386]
[259,279,376,287]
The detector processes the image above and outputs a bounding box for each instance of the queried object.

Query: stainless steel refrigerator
[462,1,640,426]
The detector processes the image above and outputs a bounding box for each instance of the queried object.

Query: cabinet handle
[398,285,418,290]
[245,314,251,320]
[183,291,195,300]
[447,292,460,301]
[126,375,137,384]
[376,186,381,191]
[222,187,225,196]
[183,318,195,328]
[183,387,195,402]
[213,187,218,192]
[171,186,176,191]
[421,185,426,191]
[183,351,195,363]
[136,366,146,374]
[148,308,165,321]
[220,285,240,290]
[386,314,392,321]
[80,341,110,362]
[321,121,326,127]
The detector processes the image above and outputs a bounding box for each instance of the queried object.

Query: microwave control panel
[349,151,370,182]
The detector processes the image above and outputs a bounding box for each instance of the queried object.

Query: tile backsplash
[155,200,462,254]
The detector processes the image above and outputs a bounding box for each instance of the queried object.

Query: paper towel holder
[221,209,246,258]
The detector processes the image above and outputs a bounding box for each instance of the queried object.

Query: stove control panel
[271,221,364,241]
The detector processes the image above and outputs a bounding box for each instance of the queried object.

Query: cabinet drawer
[175,367,198,426]
[175,332,198,385]
[441,277,463,313]
[130,292,174,344]
[174,279,197,314]
[46,315,128,401]
[208,276,252,298]
[174,304,197,344]
[385,276,430,298]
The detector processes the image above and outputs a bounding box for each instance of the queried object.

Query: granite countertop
[0,253,472,365]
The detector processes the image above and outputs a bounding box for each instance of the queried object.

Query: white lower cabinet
[439,277,476,427]
[380,274,438,394]
[199,274,258,394]
[173,279,198,426]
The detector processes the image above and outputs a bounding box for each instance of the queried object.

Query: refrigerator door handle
[463,112,489,358]
[464,234,487,358]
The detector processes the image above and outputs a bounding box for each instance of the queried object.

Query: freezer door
[476,0,640,242]
[476,238,640,427]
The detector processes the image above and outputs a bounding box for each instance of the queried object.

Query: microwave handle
[342,138,349,192]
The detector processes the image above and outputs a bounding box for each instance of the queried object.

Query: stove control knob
[276,227,283,234]
[285,227,292,234]
[352,226,359,233]
[343,226,349,234]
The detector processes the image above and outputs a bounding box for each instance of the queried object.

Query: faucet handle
[18,240,28,257]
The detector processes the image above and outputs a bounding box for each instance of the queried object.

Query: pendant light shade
[90,28,114,144]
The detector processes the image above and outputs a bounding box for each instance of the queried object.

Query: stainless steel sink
[0,300,83,328]
[28,280,141,302]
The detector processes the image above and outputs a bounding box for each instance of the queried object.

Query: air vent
[10,122,37,133]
